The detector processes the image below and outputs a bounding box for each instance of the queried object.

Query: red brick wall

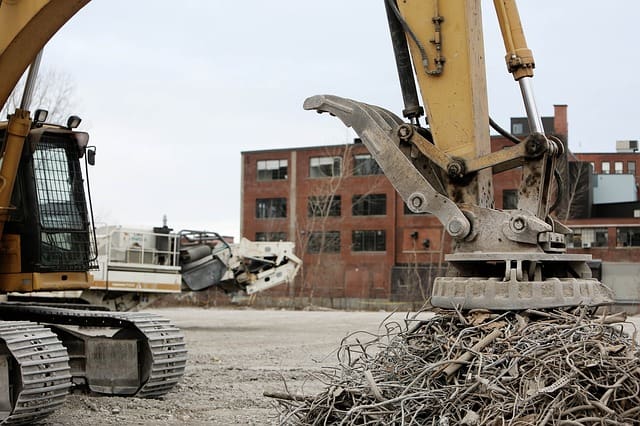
[241,144,445,300]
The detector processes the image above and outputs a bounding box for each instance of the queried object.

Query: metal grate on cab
[34,133,96,271]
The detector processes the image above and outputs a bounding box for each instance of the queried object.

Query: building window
[307,231,341,254]
[567,228,608,248]
[257,159,288,181]
[502,189,518,210]
[256,198,287,218]
[256,232,287,242]
[601,162,610,174]
[614,161,624,174]
[589,162,596,174]
[629,161,636,175]
[617,227,640,247]
[310,156,342,178]
[352,194,386,216]
[353,154,383,176]
[352,230,386,252]
[308,195,341,217]
[512,122,524,135]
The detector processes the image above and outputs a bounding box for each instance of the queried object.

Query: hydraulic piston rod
[494,0,543,134]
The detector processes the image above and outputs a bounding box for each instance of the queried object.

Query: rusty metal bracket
[402,125,552,181]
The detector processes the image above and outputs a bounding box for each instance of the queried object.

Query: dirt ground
[40,307,640,426]
[42,307,412,426]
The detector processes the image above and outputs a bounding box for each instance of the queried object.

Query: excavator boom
[0,0,89,109]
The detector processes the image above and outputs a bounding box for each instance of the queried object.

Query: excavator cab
[0,120,96,291]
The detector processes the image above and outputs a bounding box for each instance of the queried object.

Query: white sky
[38,1,640,238]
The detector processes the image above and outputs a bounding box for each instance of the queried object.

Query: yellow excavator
[0,0,615,424]
[0,2,186,424]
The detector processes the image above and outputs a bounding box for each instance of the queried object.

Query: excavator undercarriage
[0,303,186,424]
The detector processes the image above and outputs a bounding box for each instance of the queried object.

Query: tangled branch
[268,308,640,425]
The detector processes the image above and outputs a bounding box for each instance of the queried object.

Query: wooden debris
[269,308,640,425]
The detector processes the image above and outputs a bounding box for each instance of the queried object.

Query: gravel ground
[40,307,640,425]
[42,307,411,426]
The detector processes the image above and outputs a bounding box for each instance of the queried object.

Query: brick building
[241,142,445,308]
[561,149,640,270]
[241,105,640,309]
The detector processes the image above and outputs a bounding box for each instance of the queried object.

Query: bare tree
[553,150,592,221]
[296,144,385,303]
[1,68,77,124]
[295,147,349,303]
[563,161,592,220]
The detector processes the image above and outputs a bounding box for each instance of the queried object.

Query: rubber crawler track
[113,311,188,397]
[0,304,187,399]
[0,321,71,425]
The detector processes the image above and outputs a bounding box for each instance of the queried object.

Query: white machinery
[81,225,301,310]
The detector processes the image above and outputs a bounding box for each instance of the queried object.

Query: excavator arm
[306,0,613,310]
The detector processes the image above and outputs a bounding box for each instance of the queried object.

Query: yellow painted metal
[493,0,534,80]
[0,272,91,292]
[0,234,21,274]
[397,0,491,160]
[0,0,90,108]
[397,0,493,207]
[0,110,31,239]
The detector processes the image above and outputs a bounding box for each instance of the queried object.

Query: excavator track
[118,311,187,398]
[0,303,186,399]
[0,321,71,425]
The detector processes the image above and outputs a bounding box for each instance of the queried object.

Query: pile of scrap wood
[268,308,640,425]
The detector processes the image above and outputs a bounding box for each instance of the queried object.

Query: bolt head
[448,219,463,235]
[397,125,413,140]
[512,217,526,231]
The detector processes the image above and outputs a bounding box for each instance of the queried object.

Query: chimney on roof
[553,104,568,139]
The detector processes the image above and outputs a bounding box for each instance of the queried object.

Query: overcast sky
[37,1,640,238]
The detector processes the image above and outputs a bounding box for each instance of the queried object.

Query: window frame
[255,197,287,219]
[502,189,518,210]
[257,159,288,181]
[617,227,640,247]
[567,227,608,248]
[255,231,287,242]
[307,195,341,217]
[306,231,341,254]
[309,156,342,178]
[614,161,624,174]
[353,153,383,176]
[352,193,387,216]
[512,122,524,135]
[352,229,386,252]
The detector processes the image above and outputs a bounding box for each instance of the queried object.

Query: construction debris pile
[270,308,640,425]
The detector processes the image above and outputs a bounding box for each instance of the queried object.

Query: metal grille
[34,133,96,271]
